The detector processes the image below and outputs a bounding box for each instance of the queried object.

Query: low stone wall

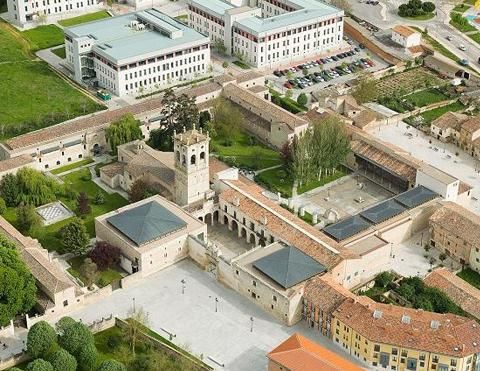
[120,271,144,290]
[0,321,14,338]
[83,284,113,306]
[0,352,30,371]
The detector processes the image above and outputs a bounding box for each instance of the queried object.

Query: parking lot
[267,37,386,96]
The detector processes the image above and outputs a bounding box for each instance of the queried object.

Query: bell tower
[174,125,210,206]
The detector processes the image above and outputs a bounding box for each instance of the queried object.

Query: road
[347,0,480,67]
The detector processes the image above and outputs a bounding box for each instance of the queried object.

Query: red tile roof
[268,333,363,371]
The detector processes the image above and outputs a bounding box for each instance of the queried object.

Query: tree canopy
[89,241,121,270]
[59,321,95,357]
[60,218,90,255]
[398,0,435,17]
[25,359,54,371]
[48,348,77,371]
[209,98,244,145]
[352,73,378,104]
[96,359,127,371]
[0,233,36,326]
[27,321,57,359]
[16,202,41,234]
[105,113,143,155]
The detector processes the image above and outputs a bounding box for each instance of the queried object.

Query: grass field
[418,101,465,125]
[67,255,123,288]
[51,46,66,59]
[450,12,477,32]
[22,24,64,51]
[50,158,94,175]
[404,88,449,107]
[212,132,281,170]
[255,166,347,198]
[468,32,480,44]
[403,12,435,21]
[58,10,111,27]
[0,20,104,139]
[233,60,250,69]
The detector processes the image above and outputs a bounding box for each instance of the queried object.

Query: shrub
[26,321,57,359]
[297,93,308,106]
[96,359,127,371]
[0,197,6,215]
[55,316,77,336]
[222,61,229,68]
[375,272,395,288]
[25,359,54,371]
[81,172,92,181]
[107,334,121,350]
[59,322,94,357]
[94,190,105,205]
[48,349,77,371]
[76,342,97,371]
[89,241,121,270]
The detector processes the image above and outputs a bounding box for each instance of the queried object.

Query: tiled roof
[392,25,417,38]
[0,154,34,172]
[174,128,208,145]
[100,162,125,178]
[184,81,222,98]
[351,140,417,182]
[431,112,467,131]
[461,116,480,134]
[4,96,164,151]
[268,333,363,371]
[222,84,308,130]
[424,269,480,320]
[430,201,480,247]
[333,299,480,357]
[235,71,264,84]
[220,177,346,269]
[0,217,74,297]
[352,109,377,128]
[248,85,268,94]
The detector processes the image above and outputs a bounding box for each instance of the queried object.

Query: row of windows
[124,56,205,80]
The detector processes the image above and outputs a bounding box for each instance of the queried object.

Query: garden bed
[232,60,250,69]
[58,10,111,27]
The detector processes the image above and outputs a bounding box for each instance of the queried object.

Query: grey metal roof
[252,245,326,289]
[107,201,186,246]
[360,199,407,224]
[323,215,372,242]
[394,186,438,209]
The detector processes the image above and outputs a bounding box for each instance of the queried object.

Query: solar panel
[360,199,407,224]
[323,215,373,242]
[394,186,438,209]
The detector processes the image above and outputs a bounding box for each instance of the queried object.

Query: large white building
[64,8,211,96]
[187,0,344,68]
[7,0,101,27]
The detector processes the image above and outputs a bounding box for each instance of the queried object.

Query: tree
[59,321,94,357]
[105,113,143,155]
[147,128,170,151]
[55,316,77,336]
[176,94,199,131]
[0,173,19,206]
[211,98,244,144]
[199,111,211,128]
[214,39,227,55]
[330,0,351,12]
[25,359,54,371]
[77,192,91,215]
[16,203,41,234]
[280,141,294,168]
[48,349,77,371]
[15,168,60,206]
[60,218,90,255]
[89,241,121,270]
[0,197,6,215]
[352,74,378,104]
[375,271,394,288]
[297,93,308,106]
[128,179,155,203]
[124,306,150,356]
[96,360,127,371]
[222,61,229,68]
[0,234,36,326]
[422,1,435,12]
[77,342,97,371]
[93,190,105,205]
[80,258,98,289]
[26,321,57,359]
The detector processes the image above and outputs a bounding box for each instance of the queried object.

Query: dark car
[354,47,361,52]
[359,43,366,49]
[273,70,282,77]
[332,56,339,61]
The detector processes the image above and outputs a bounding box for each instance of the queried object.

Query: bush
[26,321,57,359]
[48,349,77,371]
[0,197,6,215]
[25,359,54,371]
[55,317,77,336]
[59,322,94,357]
[93,190,105,205]
[76,342,97,371]
[96,359,127,371]
[107,334,122,350]
[89,241,121,270]
[81,173,92,181]
[422,1,435,12]
[297,93,308,106]
[375,272,395,288]
[222,61,229,68]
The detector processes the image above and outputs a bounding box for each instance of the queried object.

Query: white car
[459,44,467,51]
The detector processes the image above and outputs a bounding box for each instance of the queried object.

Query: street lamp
[215,297,219,313]
[132,297,136,313]
[250,316,254,333]
[181,279,186,294]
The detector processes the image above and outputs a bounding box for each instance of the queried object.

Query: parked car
[459,59,469,66]
[283,82,293,89]
[332,56,339,61]
[446,36,452,41]
[359,43,365,49]
[354,47,361,52]
[459,44,467,51]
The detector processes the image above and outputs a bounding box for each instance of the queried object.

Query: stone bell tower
[173,125,210,206]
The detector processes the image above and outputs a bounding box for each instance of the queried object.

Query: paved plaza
[292,174,394,221]
[63,259,362,370]
[369,122,480,214]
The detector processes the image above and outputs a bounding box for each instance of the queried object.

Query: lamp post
[181,279,186,294]
[250,316,254,333]
[215,297,219,313]
[132,297,136,313]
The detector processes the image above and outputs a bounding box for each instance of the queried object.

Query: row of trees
[281,117,350,187]
[398,0,435,17]
[16,317,127,371]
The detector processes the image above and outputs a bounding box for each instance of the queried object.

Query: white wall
[415,170,459,201]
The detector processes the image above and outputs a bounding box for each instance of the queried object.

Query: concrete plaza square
[66,259,362,370]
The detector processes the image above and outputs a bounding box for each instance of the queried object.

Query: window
[374,345,380,352]
[253,280,256,286]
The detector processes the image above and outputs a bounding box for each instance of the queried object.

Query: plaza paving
[369,122,480,214]
[64,259,362,370]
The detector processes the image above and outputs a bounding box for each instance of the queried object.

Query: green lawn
[450,13,477,32]
[0,20,105,139]
[418,101,465,125]
[404,88,449,107]
[453,3,471,12]
[67,255,123,288]
[51,46,66,59]
[403,12,435,21]
[212,132,281,170]
[22,24,64,51]
[58,10,111,27]
[50,158,94,175]
[457,268,480,290]
[468,32,480,44]
[233,60,250,69]
[255,166,347,198]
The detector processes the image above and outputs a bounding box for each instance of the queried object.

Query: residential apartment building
[7,0,100,27]
[64,9,211,96]
[429,201,480,271]
[332,298,480,371]
[187,0,344,68]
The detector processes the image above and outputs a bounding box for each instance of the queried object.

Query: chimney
[234,197,240,207]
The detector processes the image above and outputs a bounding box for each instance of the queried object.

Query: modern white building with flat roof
[187,0,344,68]
[64,8,211,96]
[7,0,101,27]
